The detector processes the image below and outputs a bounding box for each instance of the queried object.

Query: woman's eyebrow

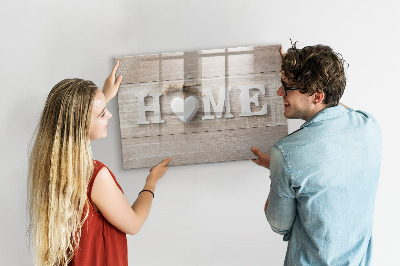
[97,107,106,117]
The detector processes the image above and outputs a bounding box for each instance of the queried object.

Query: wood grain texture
[115,45,288,169]
[121,126,288,169]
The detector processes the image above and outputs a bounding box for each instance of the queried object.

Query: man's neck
[304,104,327,121]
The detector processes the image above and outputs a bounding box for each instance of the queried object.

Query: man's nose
[277,85,285,97]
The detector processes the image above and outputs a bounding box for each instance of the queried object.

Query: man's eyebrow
[281,79,294,87]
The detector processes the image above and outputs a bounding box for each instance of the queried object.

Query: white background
[1,0,399,265]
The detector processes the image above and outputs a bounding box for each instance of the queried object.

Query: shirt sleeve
[266,145,297,241]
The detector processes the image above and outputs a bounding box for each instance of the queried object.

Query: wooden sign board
[115,45,287,169]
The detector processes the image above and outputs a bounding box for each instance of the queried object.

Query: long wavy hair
[28,79,98,265]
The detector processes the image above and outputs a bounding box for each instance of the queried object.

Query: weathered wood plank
[121,125,288,169]
[115,45,281,84]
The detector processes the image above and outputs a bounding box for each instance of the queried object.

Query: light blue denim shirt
[266,105,382,266]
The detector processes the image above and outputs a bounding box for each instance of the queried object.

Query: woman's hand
[146,158,171,186]
[103,61,123,103]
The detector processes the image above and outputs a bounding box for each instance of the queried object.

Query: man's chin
[283,111,293,119]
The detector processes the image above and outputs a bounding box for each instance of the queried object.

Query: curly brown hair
[281,42,348,107]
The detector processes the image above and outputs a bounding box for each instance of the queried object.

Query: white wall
[1,0,398,265]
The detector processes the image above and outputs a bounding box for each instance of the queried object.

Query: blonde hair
[28,79,98,265]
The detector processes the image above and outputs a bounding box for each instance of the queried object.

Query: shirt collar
[300,105,349,129]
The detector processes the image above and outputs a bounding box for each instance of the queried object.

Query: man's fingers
[280,47,285,58]
[251,147,263,157]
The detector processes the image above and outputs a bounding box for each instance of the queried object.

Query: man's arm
[265,146,297,239]
[251,147,271,214]
[266,189,296,238]
[251,146,296,238]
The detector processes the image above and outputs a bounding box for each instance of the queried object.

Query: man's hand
[251,147,271,169]
[103,61,123,103]
[280,46,285,58]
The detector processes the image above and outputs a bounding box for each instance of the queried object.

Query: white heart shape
[171,96,199,123]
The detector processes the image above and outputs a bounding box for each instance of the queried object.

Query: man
[251,44,381,265]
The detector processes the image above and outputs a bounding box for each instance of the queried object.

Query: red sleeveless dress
[69,160,128,266]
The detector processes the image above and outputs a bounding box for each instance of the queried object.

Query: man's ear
[313,92,325,105]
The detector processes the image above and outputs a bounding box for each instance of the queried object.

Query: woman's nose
[106,109,112,119]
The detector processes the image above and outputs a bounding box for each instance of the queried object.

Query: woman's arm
[91,158,171,235]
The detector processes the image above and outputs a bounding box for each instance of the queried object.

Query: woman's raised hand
[103,61,123,103]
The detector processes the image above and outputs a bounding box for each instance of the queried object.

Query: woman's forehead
[92,90,106,114]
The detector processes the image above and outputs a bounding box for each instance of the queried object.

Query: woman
[27,62,170,265]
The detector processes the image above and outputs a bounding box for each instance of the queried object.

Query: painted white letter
[136,92,165,124]
[237,85,268,117]
[202,87,233,120]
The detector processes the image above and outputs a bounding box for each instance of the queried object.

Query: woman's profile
[27,62,170,266]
